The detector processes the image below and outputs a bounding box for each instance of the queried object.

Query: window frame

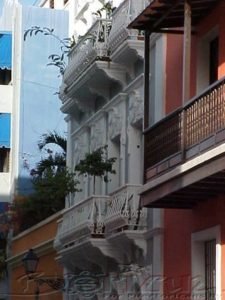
[191,226,221,300]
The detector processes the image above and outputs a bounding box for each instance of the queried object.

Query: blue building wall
[17,6,68,194]
[0,32,12,69]
[0,113,10,148]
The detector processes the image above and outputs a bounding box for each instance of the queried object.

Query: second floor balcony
[63,19,112,89]
[105,184,147,235]
[142,77,225,208]
[54,184,149,271]
[55,195,109,246]
[108,0,148,63]
[60,18,126,114]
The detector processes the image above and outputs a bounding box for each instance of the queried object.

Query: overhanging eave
[128,0,221,32]
[141,151,225,209]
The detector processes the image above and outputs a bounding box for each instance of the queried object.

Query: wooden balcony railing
[145,77,225,174]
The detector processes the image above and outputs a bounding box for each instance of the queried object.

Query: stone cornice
[124,73,144,93]
[64,61,126,100]
[7,239,54,269]
[12,211,63,241]
[103,93,127,112]
[70,93,127,138]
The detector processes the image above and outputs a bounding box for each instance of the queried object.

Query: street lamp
[22,249,40,299]
[22,249,39,276]
[22,249,65,300]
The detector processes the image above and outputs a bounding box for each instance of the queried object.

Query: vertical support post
[181,1,191,160]
[143,30,150,183]
[182,0,191,104]
[181,109,187,160]
[144,30,150,130]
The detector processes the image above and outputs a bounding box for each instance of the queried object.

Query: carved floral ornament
[108,107,122,141]
[90,122,104,151]
[128,90,143,126]
[73,135,86,166]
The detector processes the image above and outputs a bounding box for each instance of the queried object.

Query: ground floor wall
[8,212,63,299]
[10,250,62,300]
[163,195,225,299]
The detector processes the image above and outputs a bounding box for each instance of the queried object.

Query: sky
[19,0,39,4]
[0,0,38,14]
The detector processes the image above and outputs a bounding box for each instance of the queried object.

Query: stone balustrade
[105,184,147,234]
[56,195,109,244]
[108,0,149,54]
[63,18,112,87]
[54,185,147,249]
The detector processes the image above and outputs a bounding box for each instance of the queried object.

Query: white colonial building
[54,0,164,299]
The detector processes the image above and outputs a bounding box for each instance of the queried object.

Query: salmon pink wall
[11,213,61,255]
[10,213,63,299]
[148,1,225,298]
[165,34,197,115]
[163,209,192,299]
[190,37,197,98]
[218,2,225,78]
[164,195,225,298]
[10,251,62,300]
[163,4,225,297]
[196,2,225,80]
[165,2,225,116]
[165,35,183,114]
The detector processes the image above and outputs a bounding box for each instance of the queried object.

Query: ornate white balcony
[56,195,109,246]
[108,0,149,63]
[105,184,147,235]
[63,19,112,88]
[54,195,125,271]
[104,184,148,265]
[60,18,127,113]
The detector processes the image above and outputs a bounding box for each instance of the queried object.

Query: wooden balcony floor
[141,149,225,209]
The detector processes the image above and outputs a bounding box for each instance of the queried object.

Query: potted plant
[75,145,116,194]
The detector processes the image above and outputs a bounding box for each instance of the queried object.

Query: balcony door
[197,28,219,93]
[205,239,216,300]
[191,226,220,300]
[148,35,165,126]
[209,37,219,85]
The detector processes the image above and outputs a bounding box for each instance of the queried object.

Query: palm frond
[34,153,66,176]
[38,131,67,153]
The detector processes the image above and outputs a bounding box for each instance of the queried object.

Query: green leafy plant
[13,172,80,232]
[12,132,80,232]
[24,26,75,76]
[31,131,67,176]
[75,145,116,193]
[30,131,80,202]
[93,1,115,19]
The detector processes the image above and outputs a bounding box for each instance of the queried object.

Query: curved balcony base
[106,230,148,267]
[60,61,126,114]
[56,238,125,274]
[106,227,163,267]
[111,39,144,65]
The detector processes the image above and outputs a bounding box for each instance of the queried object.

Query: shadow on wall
[17,176,34,196]
[0,194,10,203]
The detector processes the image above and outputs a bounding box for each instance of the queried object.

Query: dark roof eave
[128,0,221,32]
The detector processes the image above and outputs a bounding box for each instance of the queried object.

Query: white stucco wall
[0,173,11,202]
[0,85,12,113]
